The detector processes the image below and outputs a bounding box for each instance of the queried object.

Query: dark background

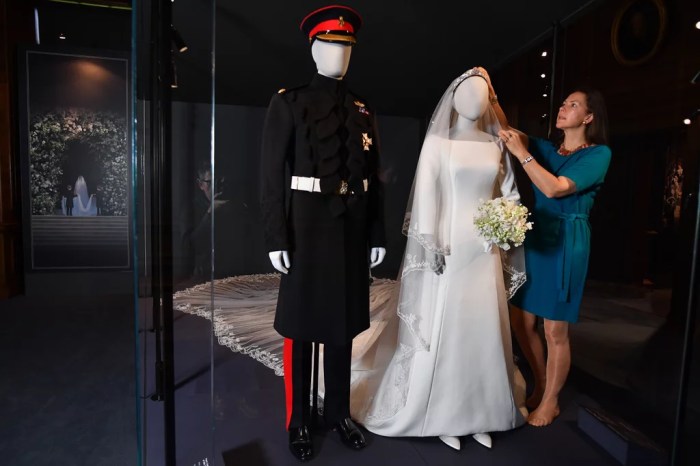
[27,52,127,112]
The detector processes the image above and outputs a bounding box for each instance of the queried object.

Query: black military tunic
[261,73,385,345]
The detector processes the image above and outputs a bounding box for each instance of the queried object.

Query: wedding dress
[351,135,526,436]
[349,69,527,437]
[62,176,97,216]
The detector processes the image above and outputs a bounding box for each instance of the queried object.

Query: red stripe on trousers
[283,338,294,430]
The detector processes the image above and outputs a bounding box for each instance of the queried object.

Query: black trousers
[283,338,351,429]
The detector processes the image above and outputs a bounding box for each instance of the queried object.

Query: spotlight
[171,25,188,53]
[684,109,700,125]
[542,114,547,118]
[541,73,546,78]
[543,93,548,97]
[170,59,178,89]
[59,33,66,40]
[696,21,700,29]
[541,51,548,57]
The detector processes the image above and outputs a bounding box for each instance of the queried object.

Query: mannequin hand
[498,129,528,160]
[268,250,291,274]
[370,247,386,268]
[431,252,446,276]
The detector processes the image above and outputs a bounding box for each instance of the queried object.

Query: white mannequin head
[311,40,352,79]
[453,77,489,120]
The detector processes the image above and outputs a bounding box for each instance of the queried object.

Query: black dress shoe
[288,426,313,462]
[334,418,366,450]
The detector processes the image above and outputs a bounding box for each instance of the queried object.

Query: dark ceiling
[174,0,602,116]
[39,0,603,117]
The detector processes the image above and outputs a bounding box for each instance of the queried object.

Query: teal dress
[511,137,611,322]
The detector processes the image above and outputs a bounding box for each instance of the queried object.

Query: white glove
[431,252,446,275]
[370,247,386,269]
[268,250,291,274]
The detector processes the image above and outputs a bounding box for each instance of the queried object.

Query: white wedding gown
[350,138,526,436]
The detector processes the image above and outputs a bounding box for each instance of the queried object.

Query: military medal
[362,133,372,151]
[354,100,369,115]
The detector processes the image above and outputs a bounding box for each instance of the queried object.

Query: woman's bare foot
[527,399,560,427]
[526,385,545,410]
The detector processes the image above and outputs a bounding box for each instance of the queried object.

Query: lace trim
[174,303,284,376]
[402,217,451,256]
[173,273,284,376]
[503,264,526,300]
[396,308,430,352]
[174,301,284,376]
[401,253,435,277]
[364,343,416,423]
[173,273,280,297]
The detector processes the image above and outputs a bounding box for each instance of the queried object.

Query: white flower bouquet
[473,197,533,252]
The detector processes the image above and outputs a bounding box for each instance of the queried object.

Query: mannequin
[268,40,385,274]
[440,75,493,451]
[260,6,386,462]
[354,68,525,451]
[311,39,351,78]
[450,76,493,142]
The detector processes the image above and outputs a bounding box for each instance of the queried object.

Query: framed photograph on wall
[18,46,131,270]
[611,0,667,66]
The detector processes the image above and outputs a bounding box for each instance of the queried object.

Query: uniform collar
[310,73,347,95]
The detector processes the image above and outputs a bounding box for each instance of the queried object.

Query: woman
[350,67,527,450]
[492,83,612,427]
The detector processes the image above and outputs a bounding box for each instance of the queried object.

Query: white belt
[290,176,368,194]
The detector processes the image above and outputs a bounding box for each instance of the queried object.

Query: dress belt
[290,176,368,194]
[556,213,589,303]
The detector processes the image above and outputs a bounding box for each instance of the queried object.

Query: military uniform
[261,74,385,343]
[261,8,383,458]
[261,71,385,427]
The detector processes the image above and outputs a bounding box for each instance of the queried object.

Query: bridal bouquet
[473,197,533,252]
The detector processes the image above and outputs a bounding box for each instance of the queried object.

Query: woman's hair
[569,86,609,145]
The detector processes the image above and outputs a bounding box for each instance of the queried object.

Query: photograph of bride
[18,49,130,270]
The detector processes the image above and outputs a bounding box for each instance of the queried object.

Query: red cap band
[308,18,355,39]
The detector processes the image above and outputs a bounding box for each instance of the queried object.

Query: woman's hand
[498,129,529,160]
[497,129,576,198]
[476,66,497,102]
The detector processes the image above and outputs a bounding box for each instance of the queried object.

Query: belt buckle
[338,180,349,195]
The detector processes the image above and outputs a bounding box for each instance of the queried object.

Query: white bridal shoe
[472,433,492,448]
[439,435,461,450]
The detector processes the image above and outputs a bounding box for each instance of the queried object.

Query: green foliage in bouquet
[473,197,533,251]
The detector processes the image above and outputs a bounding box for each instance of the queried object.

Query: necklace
[557,142,590,156]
